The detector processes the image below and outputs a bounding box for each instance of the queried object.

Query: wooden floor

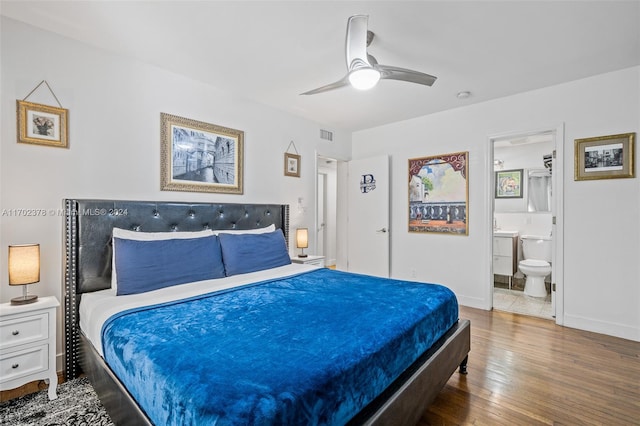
[420,306,640,425]
[2,306,639,425]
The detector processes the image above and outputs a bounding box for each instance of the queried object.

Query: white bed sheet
[79,263,318,356]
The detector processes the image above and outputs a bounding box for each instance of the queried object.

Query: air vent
[320,129,333,141]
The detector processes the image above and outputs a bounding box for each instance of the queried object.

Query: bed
[63,199,470,426]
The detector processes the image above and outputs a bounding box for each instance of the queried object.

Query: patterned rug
[0,377,113,426]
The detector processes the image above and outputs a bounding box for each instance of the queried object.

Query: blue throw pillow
[114,235,225,295]
[218,229,291,276]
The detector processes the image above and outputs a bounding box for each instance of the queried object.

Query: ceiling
[2,1,639,132]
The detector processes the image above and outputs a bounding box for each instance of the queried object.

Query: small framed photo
[574,133,635,181]
[17,100,68,148]
[284,152,301,177]
[160,113,243,194]
[495,169,523,198]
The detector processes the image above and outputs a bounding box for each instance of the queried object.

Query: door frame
[486,124,564,325]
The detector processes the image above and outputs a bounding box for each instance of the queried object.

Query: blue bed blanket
[101,268,459,425]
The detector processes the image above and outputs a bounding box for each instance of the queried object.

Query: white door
[347,155,390,277]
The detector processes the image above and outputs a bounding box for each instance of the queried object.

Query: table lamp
[9,244,40,305]
[296,228,308,258]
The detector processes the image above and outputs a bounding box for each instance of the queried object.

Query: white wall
[0,18,352,367]
[352,66,640,342]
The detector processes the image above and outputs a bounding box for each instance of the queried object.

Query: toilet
[518,235,552,298]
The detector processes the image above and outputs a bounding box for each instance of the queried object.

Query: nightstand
[291,255,325,267]
[0,296,59,400]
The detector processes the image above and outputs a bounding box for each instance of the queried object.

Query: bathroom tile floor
[493,288,554,319]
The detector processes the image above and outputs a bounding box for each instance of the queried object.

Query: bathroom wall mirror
[527,168,551,212]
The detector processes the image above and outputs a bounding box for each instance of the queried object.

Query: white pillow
[111,228,215,293]
[211,224,275,236]
[112,228,214,241]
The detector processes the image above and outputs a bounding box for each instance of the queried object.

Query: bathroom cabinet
[493,235,518,288]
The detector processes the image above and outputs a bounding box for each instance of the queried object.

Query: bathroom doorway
[489,126,564,324]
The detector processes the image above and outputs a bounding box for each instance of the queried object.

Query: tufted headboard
[63,199,289,378]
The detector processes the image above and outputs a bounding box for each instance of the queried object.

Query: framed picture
[17,100,68,148]
[495,169,523,198]
[574,133,635,181]
[408,151,469,235]
[160,113,243,194]
[284,152,301,177]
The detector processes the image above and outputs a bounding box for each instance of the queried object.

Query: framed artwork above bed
[160,113,244,194]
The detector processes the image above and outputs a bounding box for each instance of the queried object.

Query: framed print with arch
[408,151,469,235]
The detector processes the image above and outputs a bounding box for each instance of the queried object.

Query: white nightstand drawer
[0,344,48,383]
[305,258,325,267]
[0,312,48,349]
[291,255,325,267]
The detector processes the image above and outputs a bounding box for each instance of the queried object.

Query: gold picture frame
[17,100,68,148]
[574,133,635,181]
[284,152,301,177]
[160,113,244,194]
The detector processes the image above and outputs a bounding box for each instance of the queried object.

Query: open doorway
[489,126,564,324]
[316,155,338,268]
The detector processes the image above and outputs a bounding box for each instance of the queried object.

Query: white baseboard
[563,313,640,342]
[458,295,490,311]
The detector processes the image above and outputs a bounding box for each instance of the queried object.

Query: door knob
[376,228,387,233]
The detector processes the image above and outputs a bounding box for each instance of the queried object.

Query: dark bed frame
[63,198,470,426]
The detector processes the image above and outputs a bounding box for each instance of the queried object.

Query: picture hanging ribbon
[286,140,299,155]
[22,80,64,108]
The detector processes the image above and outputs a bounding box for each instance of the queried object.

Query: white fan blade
[300,15,437,95]
[345,15,372,71]
[300,76,350,95]
[377,64,437,87]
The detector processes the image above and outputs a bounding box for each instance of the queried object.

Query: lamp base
[11,294,38,305]
[298,254,308,258]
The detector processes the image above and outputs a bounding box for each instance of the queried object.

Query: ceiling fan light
[348,68,381,90]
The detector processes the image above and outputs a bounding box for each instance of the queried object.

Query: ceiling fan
[301,15,437,95]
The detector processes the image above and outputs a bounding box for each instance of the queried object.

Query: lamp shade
[296,228,309,249]
[9,244,40,285]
